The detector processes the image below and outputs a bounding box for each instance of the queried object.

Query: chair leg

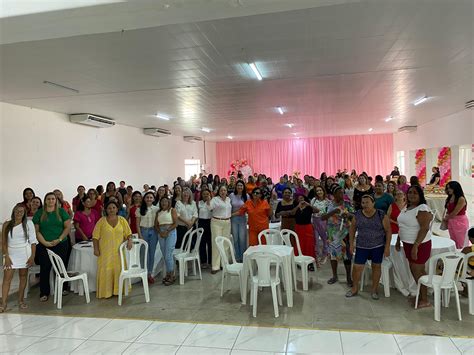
[414,282,421,309]
[142,275,150,303]
[220,272,225,297]
[271,284,279,318]
[453,284,462,321]
[277,284,282,306]
[83,277,90,304]
[53,276,58,304]
[179,260,185,285]
[442,289,451,308]
[252,284,258,317]
[382,266,390,298]
[124,278,129,297]
[197,259,202,280]
[57,280,63,310]
[302,264,308,291]
[192,260,197,276]
[433,287,441,321]
[118,276,124,306]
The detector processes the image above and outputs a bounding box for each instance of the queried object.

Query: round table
[68,241,163,294]
[389,235,456,296]
[425,194,447,222]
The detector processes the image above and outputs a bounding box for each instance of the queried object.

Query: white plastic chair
[216,236,243,297]
[360,259,392,297]
[174,228,204,285]
[118,239,150,306]
[47,249,90,309]
[281,229,316,291]
[258,229,283,245]
[172,228,193,260]
[459,251,474,315]
[248,251,283,317]
[415,251,464,321]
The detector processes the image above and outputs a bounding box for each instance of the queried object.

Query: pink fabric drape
[216,134,393,179]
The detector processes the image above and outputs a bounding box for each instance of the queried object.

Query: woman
[54,189,73,218]
[229,181,249,262]
[390,166,400,177]
[1,204,37,312]
[387,190,406,235]
[353,175,373,210]
[373,181,394,213]
[294,179,307,196]
[208,185,232,274]
[154,186,166,206]
[127,191,142,234]
[293,195,318,269]
[156,197,178,285]
[136,191,160,283]
[311,186,330,264]
[344,176,355,202]
[396,185,433,308]
[171,184,182,208]
[245,176,257,196]
[73,196,100,241]
[174,187,198,249]
[33,192,71,302]
[198,189,212,268]
[28,197,42,220]
[212,175,221,195]
[92,201,132,298]
[21,188,35,217]
[322,186,354,286]
[444,181,469,248]
[227,176,236,195]
[104,181,123,206]
[409,176,421,187]
[72,185,86,213]
[397,175,410,194]
[96,185,104,200]
[347,195,391,299]
[386,181,397,198]
[88,188,103,216]
[123,185,134,209]
[237,187,272,247]
[275,188,296,231]
[428,167,440,186]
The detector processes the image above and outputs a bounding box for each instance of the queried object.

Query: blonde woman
[174,187,198,248]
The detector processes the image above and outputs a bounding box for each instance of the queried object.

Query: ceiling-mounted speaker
[398,126,417,133]
[465,100,474,109]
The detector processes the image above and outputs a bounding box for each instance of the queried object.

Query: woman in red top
[54,189,73,217]
[128,191,142,235]
[236,187,271,246]
[444,181,469,248]
[88,188,103,216]
[387,190,406,234]
[72,185,86,213]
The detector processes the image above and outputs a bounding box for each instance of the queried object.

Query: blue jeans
[231,215,247,262]
[140,227,158,275]
[158,226,177,273]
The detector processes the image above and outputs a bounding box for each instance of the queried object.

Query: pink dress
[446,201,469,248]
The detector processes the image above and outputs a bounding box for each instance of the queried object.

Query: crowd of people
[1,167,472,313]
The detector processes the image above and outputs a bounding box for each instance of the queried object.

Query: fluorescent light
[43,80,79,93]
[155,113,170,120]
[248,63,263,81]
[368,128,373,132]
[277,106,284,115]
[385,116,393,122]
[201,127,211,133]
[227,135,233,139]
[413,96,429,106]
[285,123,294,128]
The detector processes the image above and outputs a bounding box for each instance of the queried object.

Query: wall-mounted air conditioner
[398,126,417,133]
[183,136,203,143]
[69,114,115,128]
[143,128,171,137]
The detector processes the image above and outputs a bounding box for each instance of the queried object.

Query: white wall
[0,102,216,221]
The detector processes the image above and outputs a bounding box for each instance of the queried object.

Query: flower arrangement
[437,147,451,186]
[227,159,253,178]
[415,149,426,186]
[293,171,301,179]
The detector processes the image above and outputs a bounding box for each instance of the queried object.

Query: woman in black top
[429,167,440,186]
[275,188,296,231]
[353,175,374,210]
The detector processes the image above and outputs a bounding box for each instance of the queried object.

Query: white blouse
[198,200,212,219]
[209,196,232,219]
[8,220,38,247]
[397,204,432,244]
[175,200,198,226]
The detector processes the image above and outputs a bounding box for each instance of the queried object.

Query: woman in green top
[33,192,71,302]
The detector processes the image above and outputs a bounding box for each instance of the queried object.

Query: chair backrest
[258,229,282,245]
[248,251,281,286]
[461,252,474,279]
[280,229,303,256]
[120,238,148,273]
[427,251,464,287]
[189,228,204,256]
[215,236,237,268]
[178,228,194,254]
[47,249,69,280]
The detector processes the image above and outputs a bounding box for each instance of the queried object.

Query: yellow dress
[92,216,132,298]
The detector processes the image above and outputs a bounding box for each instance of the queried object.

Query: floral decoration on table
[227,159,253,178]
[437,146,451,187]
[415,148,426,186]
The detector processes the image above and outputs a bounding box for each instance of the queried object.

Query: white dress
[7,221,38,269]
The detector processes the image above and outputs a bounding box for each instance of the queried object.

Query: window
[184,159,201,180]
[396,151,405,175]
[459,146,471,177]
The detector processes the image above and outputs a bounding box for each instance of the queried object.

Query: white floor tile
[287,329,342,354]
[71,339,131,354]
[0,314,34,334]
[340,331,400,355]
[176,346,231,355]
[183,323,241,349]
[395,334,461,355]
[10,315,73,337]
[89,319,152,342]
[122,342,180,354]
[450,337,474,355]
[135,321,196,345]
[46,317,111,339]
[231,350,285,355]
[20,337,84,354]
[0,334,40,353]
[233,326,289,353]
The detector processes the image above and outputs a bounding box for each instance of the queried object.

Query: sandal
[327,277,338,285]
[371,293,379,300]
[18,302,28,310]
[164,275,176,286]
[345,290,358,298]
[0,304,6,313]
[39,296,48,302]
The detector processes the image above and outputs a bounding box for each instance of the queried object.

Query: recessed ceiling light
[384,116,393,122]
[291,132,297,135]
[368,128,373,132]
[201,127,211,133]
[413,96,429,106]
[285,123,294,128]
[155,113,170,120]
[277,106,284,115]
[227,135,233,139]
[248,62,263,81]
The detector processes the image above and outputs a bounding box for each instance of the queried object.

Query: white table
[68,241,163,294]
[389,235,456,296]
[241,245,296,307]
[425,194,447,222]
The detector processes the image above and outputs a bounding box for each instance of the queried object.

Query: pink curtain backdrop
[216,134,393,179]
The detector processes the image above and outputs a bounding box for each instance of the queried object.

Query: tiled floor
[1,313,472,354]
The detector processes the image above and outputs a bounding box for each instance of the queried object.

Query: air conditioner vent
[398,126,417,133]
[465,100,474,109]
[143,128,171,137]
[183,136,203,143]
[69,114,115,128]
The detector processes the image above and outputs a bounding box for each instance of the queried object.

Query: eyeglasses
[253,192,261,195]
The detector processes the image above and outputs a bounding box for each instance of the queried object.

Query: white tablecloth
[269,222,281,231]
[241,245,296,307]
[389,235,456,296]
[68,241,163,294]
[425,194,447,222]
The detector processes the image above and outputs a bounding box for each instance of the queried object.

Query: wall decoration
[415,149,426,186]
[437,146,451,186]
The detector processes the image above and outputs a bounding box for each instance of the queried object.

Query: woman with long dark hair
[230,180,249,262]
[275,187,296,231]
[428,167,440,186]
[444,181,469,248]
[72,185,86,213]
[1,204,37,312]
[21,188,35,217]
[88,188,103,216]
[54,189,73,218]
[127,191,142,234]
[28,197,42,221]
[104,181,123,206]
[353,175,373,210]
[73,196,100,241]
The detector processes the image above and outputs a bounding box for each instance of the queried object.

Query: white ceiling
[0,0,473,141]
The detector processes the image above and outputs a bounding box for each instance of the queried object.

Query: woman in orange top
[245,176,257,196]
[235,187,271,246]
